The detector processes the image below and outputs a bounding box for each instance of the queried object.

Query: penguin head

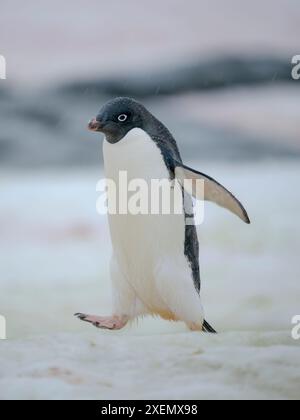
[88,97,150,144]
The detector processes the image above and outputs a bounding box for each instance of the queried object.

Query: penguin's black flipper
[202,320,217,334]
[174,163,250,224]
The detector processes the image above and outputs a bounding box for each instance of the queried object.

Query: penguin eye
[117,114,128,122]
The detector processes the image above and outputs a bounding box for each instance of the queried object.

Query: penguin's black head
[88,97,150,144]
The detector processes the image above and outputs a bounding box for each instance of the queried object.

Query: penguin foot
[74,313,128,330]
[187,320,217,333]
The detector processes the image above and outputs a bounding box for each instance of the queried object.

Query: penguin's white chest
[104,127,169,183]
[103,128,186,304]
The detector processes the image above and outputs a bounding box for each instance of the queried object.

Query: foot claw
[74,313,84,318]
[75,313,87,321]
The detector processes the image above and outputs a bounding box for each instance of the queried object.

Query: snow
[0,332,299,400]
[0,162,300,400]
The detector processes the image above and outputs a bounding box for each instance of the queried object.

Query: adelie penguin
[75,97,250,333]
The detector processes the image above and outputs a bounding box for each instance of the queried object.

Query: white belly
[103,128,187,309]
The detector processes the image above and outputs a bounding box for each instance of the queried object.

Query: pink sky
[0,0,299,87]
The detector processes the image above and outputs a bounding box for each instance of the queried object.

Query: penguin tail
[202,320,217,334]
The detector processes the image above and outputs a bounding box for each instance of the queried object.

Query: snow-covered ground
[0,162,299,400]
[0,331,299,400]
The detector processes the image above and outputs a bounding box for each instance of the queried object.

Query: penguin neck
[103,127,170,181]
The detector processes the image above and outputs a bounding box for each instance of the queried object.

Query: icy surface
[0,331,299,400]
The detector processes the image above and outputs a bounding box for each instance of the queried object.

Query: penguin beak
[88,118,103,132]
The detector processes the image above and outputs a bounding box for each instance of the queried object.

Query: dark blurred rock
[58,56,295,98]
[16,106,62,129]
[0,85,10,100]
[0,57,299,169]
[0,137,15,161]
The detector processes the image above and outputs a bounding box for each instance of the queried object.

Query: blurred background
[0,0,300,400]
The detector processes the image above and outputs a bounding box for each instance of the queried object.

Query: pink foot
[188,322,203,332]
[75,313,128,330]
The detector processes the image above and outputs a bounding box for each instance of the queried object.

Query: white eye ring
[118,114,128,122]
